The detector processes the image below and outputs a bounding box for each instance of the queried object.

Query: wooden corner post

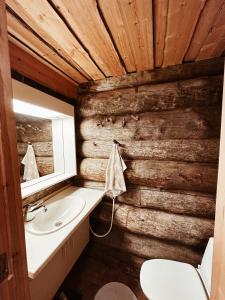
[0,1,30,299]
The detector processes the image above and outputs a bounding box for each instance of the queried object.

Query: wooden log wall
[15,113,54,180]
[76,61,223,266]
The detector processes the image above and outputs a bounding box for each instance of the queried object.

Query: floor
[54,242,147,300]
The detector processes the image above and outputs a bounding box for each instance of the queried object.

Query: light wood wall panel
[7,0,104,80]
[99,0,154,72]
[163,0,206,67]
[52,0,124,77]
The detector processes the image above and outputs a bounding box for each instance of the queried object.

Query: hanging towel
[105,143,127,198]
[21,144,39,181]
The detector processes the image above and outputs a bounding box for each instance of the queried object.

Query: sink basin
[26,196,86,235]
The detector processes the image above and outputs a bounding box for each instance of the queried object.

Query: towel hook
[113,139,122,146]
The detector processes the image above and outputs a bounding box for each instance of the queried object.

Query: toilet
[94,282,137,300]
[140,237,213,300]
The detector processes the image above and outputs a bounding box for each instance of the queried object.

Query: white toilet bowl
[140,237,213,300]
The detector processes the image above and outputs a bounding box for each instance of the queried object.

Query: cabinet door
[211,61,225,300]
[0,1,30,299]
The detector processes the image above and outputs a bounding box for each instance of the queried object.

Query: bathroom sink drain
[55,221,63,227]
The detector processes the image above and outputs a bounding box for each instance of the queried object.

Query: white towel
[21,144,39,181]
[105,144,127,198]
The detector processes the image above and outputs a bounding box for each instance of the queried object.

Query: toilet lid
[94,282,137,300]
[140,259,208,300]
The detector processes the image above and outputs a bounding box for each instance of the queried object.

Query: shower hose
[89,196,116,238]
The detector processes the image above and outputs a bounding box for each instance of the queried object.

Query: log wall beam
[79,108,221,141]
[78,139,219,163]
[79,158,218,193]
[93,202,214,247]
[91,225,202,266]
[79,57,224,93]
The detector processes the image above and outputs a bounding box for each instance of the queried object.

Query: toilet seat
[140,259,208,300]
[94,282,137,300]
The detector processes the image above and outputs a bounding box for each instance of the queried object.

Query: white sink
[26,196,86,235]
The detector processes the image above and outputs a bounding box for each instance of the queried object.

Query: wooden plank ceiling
[6,0,225,85]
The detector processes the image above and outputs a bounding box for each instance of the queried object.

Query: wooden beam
[51,0,124,77]
[6,0,104,80]
[99,0,154,72]
[7,11,87,84]
[0,1,30,298]
[162,0,206,67]
[79,158,218,193]
[79,108,221,141]
[77,181,216,218]
[78,75,223,116]
[185,0,225,61]
[79,57,224,93]
[9,42,78,98]
[93,202,214,247]
[197,2,225,60]
[154,0,169,67]
[93,227,202,266]
[78,139,219,163]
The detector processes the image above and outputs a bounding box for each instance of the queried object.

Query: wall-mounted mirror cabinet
[12,79,76,199]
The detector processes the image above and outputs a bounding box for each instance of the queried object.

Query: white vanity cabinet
[29,218,89,300]
[25,187,105,300]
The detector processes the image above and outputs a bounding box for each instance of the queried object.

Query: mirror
[15,113,54,183]
[12,79,77,199]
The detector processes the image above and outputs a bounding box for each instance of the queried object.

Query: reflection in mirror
[15,113,54,183]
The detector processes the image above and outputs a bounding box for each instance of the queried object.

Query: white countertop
[25,186,105,279]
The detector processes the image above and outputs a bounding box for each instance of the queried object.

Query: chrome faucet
[23,200,47,222]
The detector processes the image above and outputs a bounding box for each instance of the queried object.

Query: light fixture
[13,99,67,119]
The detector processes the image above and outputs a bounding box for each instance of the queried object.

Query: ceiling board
[7,12,87,84]
[99,0,154,72]
[9,35,78,85]
[163,0,206,67]
[154,0,169,67]
[197,2,225,60]
[185,0,225,61]
[7,0,104,80]
[5,0,225,82]
[52,0,125,77]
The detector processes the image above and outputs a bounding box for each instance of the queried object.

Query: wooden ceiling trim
[185,0,225,62]
[154,0,169,67]
[51,0,125,77]
[197,2,225,61]
[99,0,154,72]
[9,41,78,98]
[162,0,206,67]
[7,12,87,84]
[6,0,105,80]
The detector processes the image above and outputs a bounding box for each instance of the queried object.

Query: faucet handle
[26,200,44,212]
